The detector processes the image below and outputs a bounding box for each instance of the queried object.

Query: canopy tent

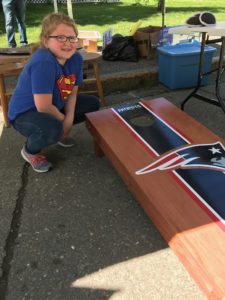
[53,0,74,19]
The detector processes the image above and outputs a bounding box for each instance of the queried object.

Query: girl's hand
[62,114,73,137]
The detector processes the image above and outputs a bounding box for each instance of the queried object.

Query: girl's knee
[77,94,100,114]
[87,95,100,112]
[92,95,100,111]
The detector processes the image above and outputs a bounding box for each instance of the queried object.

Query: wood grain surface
[86,97,225,299]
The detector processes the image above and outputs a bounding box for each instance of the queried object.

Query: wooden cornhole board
[86,97,225,299]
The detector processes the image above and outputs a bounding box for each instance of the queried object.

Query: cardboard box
[78,30,101,52]
[133,26,161,58]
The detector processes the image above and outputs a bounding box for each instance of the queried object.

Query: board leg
[94,140,104,157]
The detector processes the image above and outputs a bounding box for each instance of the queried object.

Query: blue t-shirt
[8,48,83,122]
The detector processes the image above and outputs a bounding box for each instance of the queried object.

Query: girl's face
[44,23,77,65]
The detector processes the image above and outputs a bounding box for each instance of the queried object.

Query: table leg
[0,76,10,127]
[181,33,225,112]
[216,36,225,112]
[181,32,207,110]
[92,61,105,106]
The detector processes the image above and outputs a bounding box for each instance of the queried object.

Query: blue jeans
[2,0,27,47]
[13,94,100,154]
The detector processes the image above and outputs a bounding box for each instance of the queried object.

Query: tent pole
[67,0,74,19]
[53,0,58,13]
[161,0,166,43]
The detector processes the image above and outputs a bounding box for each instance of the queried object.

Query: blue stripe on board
[114,103,225,221]
[115,103,188,153]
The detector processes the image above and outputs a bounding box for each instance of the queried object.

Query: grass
[0,0,225,47]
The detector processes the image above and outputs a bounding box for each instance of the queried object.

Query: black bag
[102,35,139,62]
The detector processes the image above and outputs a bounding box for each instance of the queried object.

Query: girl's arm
[62,85,78,137]
[33,93,65,122]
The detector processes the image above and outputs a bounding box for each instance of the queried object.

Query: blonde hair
[39,12,78,48]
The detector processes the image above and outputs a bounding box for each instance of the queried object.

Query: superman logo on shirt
[57,74,76,101]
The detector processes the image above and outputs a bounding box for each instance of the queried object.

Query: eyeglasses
[48,35,78,43]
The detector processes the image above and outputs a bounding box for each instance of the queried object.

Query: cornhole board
[85,97,225,299]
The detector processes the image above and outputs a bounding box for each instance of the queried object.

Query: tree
[158,0,165,27]
[158,0,165,12]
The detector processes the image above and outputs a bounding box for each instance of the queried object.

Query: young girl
[8,12,100,173]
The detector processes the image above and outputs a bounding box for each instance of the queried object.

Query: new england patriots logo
[136,141,225,175]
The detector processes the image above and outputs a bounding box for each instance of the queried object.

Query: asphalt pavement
[1,77,225,300]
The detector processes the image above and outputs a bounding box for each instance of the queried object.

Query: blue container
[157,41,216,89]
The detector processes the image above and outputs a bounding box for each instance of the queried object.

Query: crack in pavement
[0,163,29,300]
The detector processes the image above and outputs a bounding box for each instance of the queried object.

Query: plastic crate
[157,41,216,89]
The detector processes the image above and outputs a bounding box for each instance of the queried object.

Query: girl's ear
[41,37,48,48]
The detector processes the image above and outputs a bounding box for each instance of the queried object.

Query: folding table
[169,23,225,112]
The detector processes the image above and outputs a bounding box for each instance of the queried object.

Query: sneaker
[199,12,216,26]
[57,137,75,148]
[21,146,52,173]
[20,43,28,47]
